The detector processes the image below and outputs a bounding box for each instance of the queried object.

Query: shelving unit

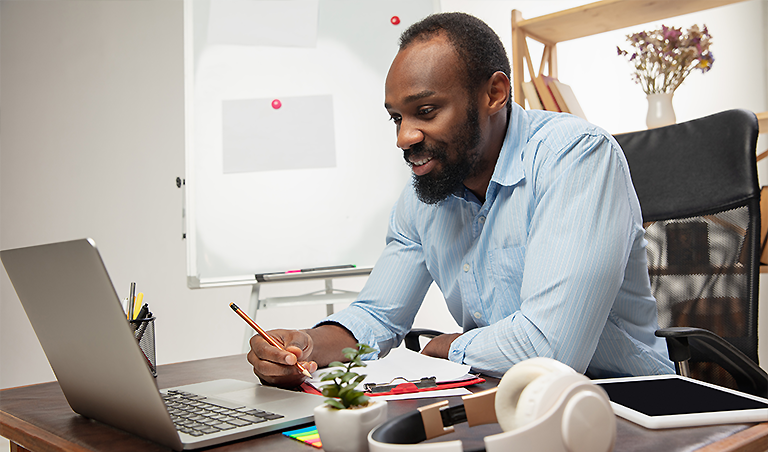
[510,0,749,109]
[758,111,768,136]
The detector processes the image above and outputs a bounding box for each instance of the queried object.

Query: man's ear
[483,71,510,116]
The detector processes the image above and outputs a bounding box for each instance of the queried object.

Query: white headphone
[368,357,616,452]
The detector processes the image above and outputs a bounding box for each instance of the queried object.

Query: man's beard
[404,106,482,204]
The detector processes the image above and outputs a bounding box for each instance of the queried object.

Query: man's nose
[396,120,424,150]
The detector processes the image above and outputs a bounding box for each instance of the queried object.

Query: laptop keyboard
[162,389,284,437]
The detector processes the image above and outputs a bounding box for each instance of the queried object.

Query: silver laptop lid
[1,238,183,450]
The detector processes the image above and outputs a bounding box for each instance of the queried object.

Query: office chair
[614,109,767,398]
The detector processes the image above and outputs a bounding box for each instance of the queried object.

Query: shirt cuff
[314,313,381,360]
[447,328,482,365]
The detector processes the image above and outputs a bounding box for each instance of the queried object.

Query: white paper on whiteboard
[207,0,319,48]
[222,95,336,173]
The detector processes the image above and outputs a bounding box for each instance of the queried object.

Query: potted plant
[313,343,387,452]
[617,24,714,128]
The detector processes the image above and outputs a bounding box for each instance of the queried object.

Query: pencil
[132,292,144,320]
[128,282,136,320]
[229,302,313,378]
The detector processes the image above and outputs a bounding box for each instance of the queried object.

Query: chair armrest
[404,329,444,352]
[656,327,768,398]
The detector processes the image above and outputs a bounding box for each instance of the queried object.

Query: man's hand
[420,333,462,359]
[247,329,318,388]
[246,324,358,388]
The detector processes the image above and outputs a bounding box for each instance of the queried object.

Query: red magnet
[390,16,400,25]
[271,99,282,109]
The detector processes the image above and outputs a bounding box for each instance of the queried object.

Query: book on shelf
[522,81,544,110]
[543,75,569,114]
[540,75,564,113]
[549,79,588,121]
[533,75,560,112]
[534,75,588,121]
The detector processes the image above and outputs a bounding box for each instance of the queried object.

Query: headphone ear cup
[513,373,589,429]
[561,386,617,452]
[494,358,577,432]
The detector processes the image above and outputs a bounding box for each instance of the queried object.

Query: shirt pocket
[488,246,526,311]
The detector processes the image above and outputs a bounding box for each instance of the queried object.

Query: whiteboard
[184,0,436,287]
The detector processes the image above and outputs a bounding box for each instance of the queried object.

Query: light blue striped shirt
[324,102,674,378]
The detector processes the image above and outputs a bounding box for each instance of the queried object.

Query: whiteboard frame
[182,0,437,288]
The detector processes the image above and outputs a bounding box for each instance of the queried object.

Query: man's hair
[399,12,511,114]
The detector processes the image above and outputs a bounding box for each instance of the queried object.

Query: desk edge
[0,410,93,452]
[696,422,768,452]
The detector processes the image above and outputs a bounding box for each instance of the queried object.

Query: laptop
[1,238,324,451]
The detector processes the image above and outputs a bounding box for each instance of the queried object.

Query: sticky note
[283,425,323,448]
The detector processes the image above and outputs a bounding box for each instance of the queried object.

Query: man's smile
[409,156,432,166]
[405,150,438,176]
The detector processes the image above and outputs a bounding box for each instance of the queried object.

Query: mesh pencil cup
[131,316,157,377]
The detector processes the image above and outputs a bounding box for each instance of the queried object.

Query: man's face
[384,35,486,204]
[404,106,481,204]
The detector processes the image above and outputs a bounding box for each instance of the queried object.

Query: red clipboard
[300,377,485,397]
[367,377,486,396]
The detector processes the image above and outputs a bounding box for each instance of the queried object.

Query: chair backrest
[614,109,761,389]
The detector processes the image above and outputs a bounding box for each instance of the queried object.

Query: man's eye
[418,107,435,116]
[389,115,402,125]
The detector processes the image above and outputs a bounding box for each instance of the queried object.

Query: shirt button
[463,263,470,272]
[478,216,486,224]
[474,312,482,319]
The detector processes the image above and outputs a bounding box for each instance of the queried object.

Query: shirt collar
[450,102,528,203]
[490,101,527,188]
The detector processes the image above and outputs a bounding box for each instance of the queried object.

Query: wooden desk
[1,354,766,452]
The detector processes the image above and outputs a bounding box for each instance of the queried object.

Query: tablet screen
[594,375,768,429]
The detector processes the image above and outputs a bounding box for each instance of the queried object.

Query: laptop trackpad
[176,379,315,407]
[218,385,304,405]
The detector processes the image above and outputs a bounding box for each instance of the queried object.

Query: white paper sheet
[309,347,472,391]
[371,388,470,402]
[207,0,319,48]
[222,95,336,173]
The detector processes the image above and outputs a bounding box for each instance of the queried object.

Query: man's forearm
[305,323,359,367]
[420,332,462,359]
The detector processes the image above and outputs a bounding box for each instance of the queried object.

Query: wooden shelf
[514,0,745,45]
[511,0,749,108]
[757,111,768,133]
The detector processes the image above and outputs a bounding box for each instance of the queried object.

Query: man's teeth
[411,156,432,166]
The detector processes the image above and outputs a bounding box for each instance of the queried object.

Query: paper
[222,95,336,173]
[207,0,319,48]
[374,388,471,401]
[308,347,473,400]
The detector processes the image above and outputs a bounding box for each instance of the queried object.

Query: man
[248,12,673,388]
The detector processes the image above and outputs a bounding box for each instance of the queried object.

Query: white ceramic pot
[645,92,676,129]
[314,399,388,452]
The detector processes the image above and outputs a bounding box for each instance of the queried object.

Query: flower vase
[314,399,388,452]
[645,92,676,129]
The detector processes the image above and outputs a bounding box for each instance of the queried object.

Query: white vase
[314,399,388,452]
[645,92,676,129]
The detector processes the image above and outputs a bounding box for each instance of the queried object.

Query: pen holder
[131,316,157,377]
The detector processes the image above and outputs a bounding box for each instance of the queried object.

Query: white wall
[1,0,766,393]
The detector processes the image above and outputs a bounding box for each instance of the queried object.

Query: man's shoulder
[519,110,617,165]
[525,110,608,144]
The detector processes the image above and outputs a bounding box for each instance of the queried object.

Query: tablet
[594,374,768,429]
